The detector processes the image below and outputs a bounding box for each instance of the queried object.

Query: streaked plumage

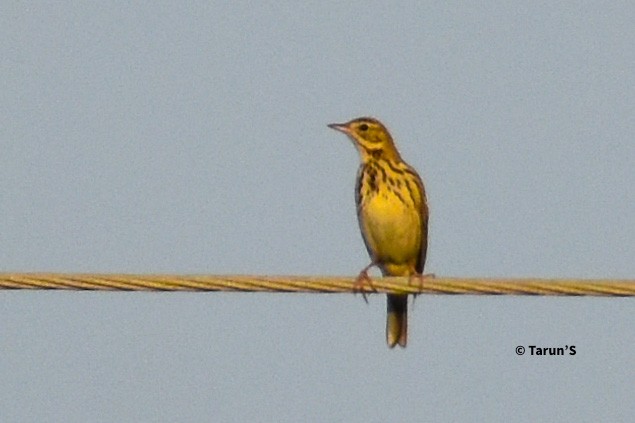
[328,117,428,348]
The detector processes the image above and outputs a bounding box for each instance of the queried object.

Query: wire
[0,273,633,296]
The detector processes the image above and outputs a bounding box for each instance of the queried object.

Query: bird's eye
[359,123,369,131]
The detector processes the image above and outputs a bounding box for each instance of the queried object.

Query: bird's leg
[408,272,435,296]
[354,262,378,304]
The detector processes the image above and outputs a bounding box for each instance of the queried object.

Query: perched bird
[328,117,429,348]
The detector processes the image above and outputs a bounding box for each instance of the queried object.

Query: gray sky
[2,2,634,422]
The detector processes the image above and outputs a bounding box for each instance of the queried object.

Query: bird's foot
[354,270,377,304]
[408,273,435,295]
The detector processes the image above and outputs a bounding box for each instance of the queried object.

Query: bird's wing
[407,165,428,275]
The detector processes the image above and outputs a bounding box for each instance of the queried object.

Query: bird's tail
[386,294,408,348]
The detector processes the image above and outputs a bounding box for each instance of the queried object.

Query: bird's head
[328,117,400,161]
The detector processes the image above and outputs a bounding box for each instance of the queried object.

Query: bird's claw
[354,270,377,303]
[409,273,435,296]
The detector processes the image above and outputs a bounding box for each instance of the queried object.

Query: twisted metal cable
[0,273,633,296]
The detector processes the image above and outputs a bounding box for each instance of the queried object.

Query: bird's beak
[327,122,350,134]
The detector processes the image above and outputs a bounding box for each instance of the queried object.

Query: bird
[328,117,429,348]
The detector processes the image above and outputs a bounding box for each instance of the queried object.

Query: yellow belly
[359,191,421,276]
